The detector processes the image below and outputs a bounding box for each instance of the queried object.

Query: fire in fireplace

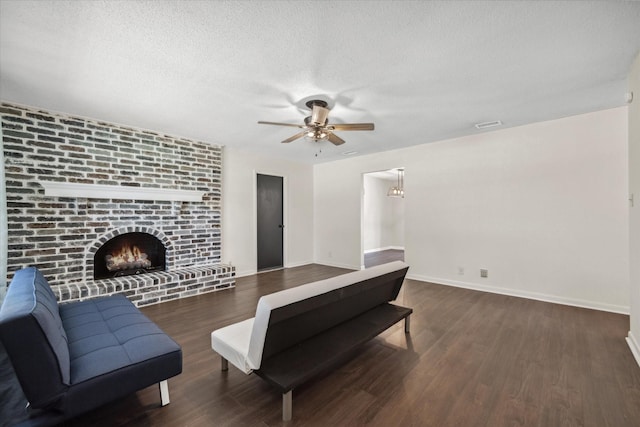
[94,232,166,280]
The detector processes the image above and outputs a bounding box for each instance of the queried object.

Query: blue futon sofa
[0,267,182,425]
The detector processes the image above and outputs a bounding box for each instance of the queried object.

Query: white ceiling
[1,1,639,164]
[367,169,400,182]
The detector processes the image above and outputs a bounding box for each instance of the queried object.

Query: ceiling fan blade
[327,133,345,146]
[311,105,330,125]
[281,131,307,143]
[330,123,375,131]
[258,121,305,128]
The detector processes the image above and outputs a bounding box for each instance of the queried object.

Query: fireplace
[3,102,235,307]
[94,232,166,280]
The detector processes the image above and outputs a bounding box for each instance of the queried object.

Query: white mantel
[40,182,205,202]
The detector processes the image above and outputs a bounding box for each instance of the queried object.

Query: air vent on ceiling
[474,120,502,130]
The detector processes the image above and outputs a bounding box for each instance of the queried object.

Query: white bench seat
[210,318,254,374]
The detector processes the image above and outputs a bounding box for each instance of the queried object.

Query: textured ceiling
[1,1,639,164]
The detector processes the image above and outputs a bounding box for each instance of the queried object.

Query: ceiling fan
[258,99,374,145]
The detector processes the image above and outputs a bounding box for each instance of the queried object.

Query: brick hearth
[1,102,235,306]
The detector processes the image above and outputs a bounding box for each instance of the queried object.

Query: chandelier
[387,168,404,198]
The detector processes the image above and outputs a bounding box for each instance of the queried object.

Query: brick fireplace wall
[1,102,235,306]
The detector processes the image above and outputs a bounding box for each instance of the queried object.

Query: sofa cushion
[0,267,71,395]
[59,294,181,384]
[56,293,182,417]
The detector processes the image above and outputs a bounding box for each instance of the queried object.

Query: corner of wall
[629,51,640,361]
[626,331,640,368]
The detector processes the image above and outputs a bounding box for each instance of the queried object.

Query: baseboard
[405,273,630,315]
[627,331,640,368]
[285,260,313,269]
[317,260,361,271]
[364,246,405,254]
[234,268,257,278]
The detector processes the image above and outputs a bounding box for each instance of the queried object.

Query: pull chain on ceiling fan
[258,99,374,146]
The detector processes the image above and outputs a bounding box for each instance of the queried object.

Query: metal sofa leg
[405,315,411,333]
[221,357,229,371]
[160,380,170,406]
[283,390,292,421]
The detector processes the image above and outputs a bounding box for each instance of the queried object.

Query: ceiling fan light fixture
[306,129,328,141]
[258,97,375,147]
[310,105,330,126]
[307,129,329,141]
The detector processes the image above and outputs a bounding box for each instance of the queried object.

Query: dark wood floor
[3,263,640,426]
[364,249,404,268]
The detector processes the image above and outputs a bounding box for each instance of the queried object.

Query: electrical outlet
[480,269,488,278]
[458,267,464,275]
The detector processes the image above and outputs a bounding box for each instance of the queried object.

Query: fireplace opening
[94,232,166,280]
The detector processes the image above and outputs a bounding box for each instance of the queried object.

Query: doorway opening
[362,168,405,268]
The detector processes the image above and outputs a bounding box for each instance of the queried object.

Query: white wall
[363,174,404,252]
[391,195,405,249]
[222,146,314,277]
[315,107,629,312]
[627,52,640,364]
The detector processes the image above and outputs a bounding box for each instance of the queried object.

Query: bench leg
[283,390,292,421]
[404,315,411,333]
[159,380,170,406]
[221,357,229,371]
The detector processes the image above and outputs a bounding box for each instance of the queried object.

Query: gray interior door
[257,174,284,271]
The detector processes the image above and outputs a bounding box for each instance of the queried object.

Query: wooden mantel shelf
[40,182,205,202]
